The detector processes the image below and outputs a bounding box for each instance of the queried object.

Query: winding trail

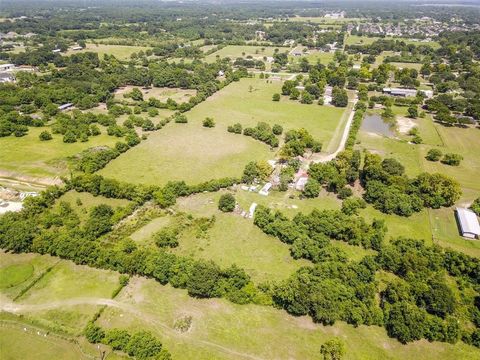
[1,297,266,360]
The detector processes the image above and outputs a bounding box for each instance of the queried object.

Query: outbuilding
[456,207,480,239]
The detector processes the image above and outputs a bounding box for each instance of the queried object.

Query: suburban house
[456,207,480,239]
[383,87,434,98]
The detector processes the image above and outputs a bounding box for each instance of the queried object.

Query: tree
[303,179,320,198]
[471,198,480,216]
[320,338,345,360]
[408,106,418,118]
[272,93,280,101]
[84,322,105,344]
[218,193,236,212]
[290,88,300,100]
[331,87,348,107]
[186,260,221,298]
[426,149,442,162]
[39,130,52,141]
[203,117,215,128]
[301,91,314,104]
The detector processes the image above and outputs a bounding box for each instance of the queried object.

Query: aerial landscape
[0,0,479,359]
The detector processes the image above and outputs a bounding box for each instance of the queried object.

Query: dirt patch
[397,116,417,134]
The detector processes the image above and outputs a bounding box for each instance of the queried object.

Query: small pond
[361,114,396,137]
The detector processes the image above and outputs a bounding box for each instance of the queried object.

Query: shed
[456,207,480,239]
[58,103,73,111]
[248,203,257,218]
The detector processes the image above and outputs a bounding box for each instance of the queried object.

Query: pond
[360,113,396,137]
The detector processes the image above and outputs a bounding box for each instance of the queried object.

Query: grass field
[2,250,479,360]
[0,126,119,180]
[345,35,440,49]
[288,48,335,65]
[12,257,121,334]
[100,78,346,186]
[96,276,480,360]
[114,86,196,104]
[355,108,480,255]
[0,327,90,360]
[55,190,131,223]
[205,45,284,62]
[65,43,152,60]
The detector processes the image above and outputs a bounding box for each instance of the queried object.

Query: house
[0,72,15,83]
[58,103,73,111]
[259,182,272,196]
[456,208,480,239]
[71,46,83,51]
[248,203,257,218]
[255,31,266,41]
[352,64,361,70]
[0,63,15,71]
[291,50,303,57]
[52,49,61,53]
[295,176,309,191]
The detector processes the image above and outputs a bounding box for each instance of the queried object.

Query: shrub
[441,153,463,166]
[227,123,242,134]
[203,117,215,128]
[39,130,52,141]
[218,193,236,212]
[272,93,280,101]
[174,113,188,123]
[411,135,422,144]
[63,130,77,143]
[337,187,353,200]
[272,124,283,135]
[426,149,442,162]
[154,228,179,248]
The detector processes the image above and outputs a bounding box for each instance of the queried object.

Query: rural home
[456,207,480,239]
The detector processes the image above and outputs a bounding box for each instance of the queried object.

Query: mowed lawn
[96,276,480,360]
[100,78,346,186]
[65,43,151,60]
[204,45,284,62]
[0,126,118,179]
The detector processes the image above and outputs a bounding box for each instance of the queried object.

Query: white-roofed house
[456,207,480,239]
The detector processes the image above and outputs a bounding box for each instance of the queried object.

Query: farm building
[383,87,433,99]
[0,63,15,71]
[71,46,83,51]
[455,207,480,239]
[58,103,73,111]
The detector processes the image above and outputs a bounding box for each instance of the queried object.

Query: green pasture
[205,45,283,62]
[0,126,118,179]
[55,190,131,223]
[345,35,440,49]
[65,43,151,60]
[96,277,480,360]
[101,78,346,186]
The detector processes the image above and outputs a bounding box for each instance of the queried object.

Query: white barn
[456,207,480,239]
